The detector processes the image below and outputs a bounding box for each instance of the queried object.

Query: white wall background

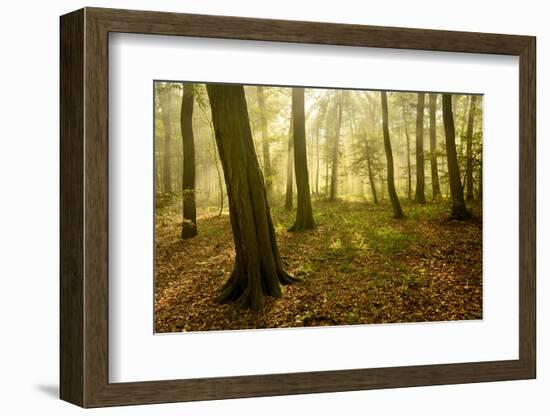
[0,0,545,414]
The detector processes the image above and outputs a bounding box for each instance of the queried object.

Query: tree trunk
[465,95,477,201]
[400,98,412,201]
[478,159,483,202]
[429,93,441,199]
[324,103,333,197]
[212,133,224,217]
[381,92,404,218]
[330,91,343,201]
[256,86,273,198]
[206,84,296,310]
[364,134,378,204]
[180,83,197,238]
[160,87,173,193]
[289,88,315,231]
[458,96,469,157]
[284,118,294,210]
[315,122,321,195]
[324,144,329,197]
[197,95,225,217]
[414,92,426,203]
[314,102,328,197]
[442,93,469,219]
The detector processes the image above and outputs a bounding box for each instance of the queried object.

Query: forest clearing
[154,82,483,332]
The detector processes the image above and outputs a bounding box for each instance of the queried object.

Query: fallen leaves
[154,199,482,332]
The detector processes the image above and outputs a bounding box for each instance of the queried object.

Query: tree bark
[160,86,173,193]
[381,92,404,219]
[315,123,320,195]
[289,88,315,231]
[206,84,296,310]
[429,93,441,199]
[180,83,197,238]
[442,93,469,219]
[330,91,343,201]
[400,98,412,201]
[284,118,294,210]
[478,159,483,202]
[315,107,325,196]
[364,134,378,204]
[256,86,273,198]
[458,96,469,158]
[414,92,426,203]
[465,95,478,201]
[196,94,225,217]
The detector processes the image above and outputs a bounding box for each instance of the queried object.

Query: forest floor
[154,198,482,333]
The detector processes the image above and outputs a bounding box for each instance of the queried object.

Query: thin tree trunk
[414,92,426,203]
[160,87,173,194]
[314,104,327,196]
[206,84,296,310]
[429,93,441,199]
[284,118,294,210]
[400,98,412,200]
[381,91,404,218]
[478,159,483,203]
[308,123,314,194]
[458,96,469,157]
[364,133,378,204]
[465,95,478,201]
[316,120,320,195]
[289,88,315,231]
[330,91,343,201]
[325,145,329,197]
[213,137,224,217]
[180,83,197,238]
[442,93,469,219]
[324,103,333,197]
[256,86,272,198]
[197,96,224,217]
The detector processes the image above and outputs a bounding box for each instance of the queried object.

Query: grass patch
[365,226,417,255]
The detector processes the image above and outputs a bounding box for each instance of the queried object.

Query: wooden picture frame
[60,7,536,408]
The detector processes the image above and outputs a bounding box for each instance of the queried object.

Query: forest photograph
[154,81,483,333]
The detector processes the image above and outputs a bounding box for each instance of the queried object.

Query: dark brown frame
[60,7,536,408]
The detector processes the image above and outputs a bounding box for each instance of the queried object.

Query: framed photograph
[60,7,536,408]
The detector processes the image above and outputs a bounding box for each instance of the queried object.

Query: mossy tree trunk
[442,93,469,219]
[289,88,315,231]
[206,84,296,310]
[381,91,404,219]
[414,92,426,204]
[180,83,198,239]
[429,93,441,199]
